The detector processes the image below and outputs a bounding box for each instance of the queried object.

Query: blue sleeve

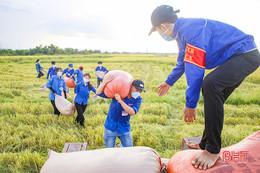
[75,84,79,94]
[131,97,142,114]
[182,22,211,108]
[46,76,53,87]
[47,68,50,79]
[97,92,109,98]
[62,68,66,75]
[104,67,109,73]
[95,67,98,71]
[184,63,205,108]
[91,86,96,94]
[74,69,78,75]
[165,53,185,86]
[63,80,66,90]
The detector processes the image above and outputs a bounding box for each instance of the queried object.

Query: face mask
[131,92,140,99]
[57,72,62,76]
[52,65,56,68]
[84,79,89,83]
[98,65,102,67]
[69,68,73,70]
[161,23,175,41]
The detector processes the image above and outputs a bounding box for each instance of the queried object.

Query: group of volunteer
[36,60,108,124]
[36,60,145,148]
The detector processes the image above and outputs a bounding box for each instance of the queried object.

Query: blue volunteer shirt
[74,82,96,105]
[62,68,75,80]
[95,66,109,80]
[74,69,84,84]
[36,63,42,74]
[47,67,56,79]
[46,75,66,100]
[166,17,257,108]
[98,93,142,133]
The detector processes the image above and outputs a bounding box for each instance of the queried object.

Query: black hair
[98,61,102,64]
[55,67,62,73]
[36,59,40,63]
[51,61,56,65]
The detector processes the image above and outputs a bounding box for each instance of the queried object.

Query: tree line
[0,44,101,56]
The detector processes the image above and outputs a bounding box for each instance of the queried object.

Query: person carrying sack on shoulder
[96,75,145,148]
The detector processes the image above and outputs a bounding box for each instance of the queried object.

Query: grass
[0,54,259,172]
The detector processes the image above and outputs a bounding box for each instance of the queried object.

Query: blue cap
[148,5,180,36]
[68,63,73,67]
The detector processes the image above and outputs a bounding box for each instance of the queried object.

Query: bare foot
[191,150,220,170]
[187,142,201,150]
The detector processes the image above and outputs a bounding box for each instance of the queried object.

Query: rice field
[0,54,259,172]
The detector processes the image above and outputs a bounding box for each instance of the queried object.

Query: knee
[202,75,215,91]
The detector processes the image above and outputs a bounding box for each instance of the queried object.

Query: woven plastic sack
[64,76,76,88]
[167,130,260,173]
[55,94,75,116]
[103,70,134,98]
[40,146,162,173]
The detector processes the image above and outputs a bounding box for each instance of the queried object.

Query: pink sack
[55,95,75,116]
[103,70,134,98]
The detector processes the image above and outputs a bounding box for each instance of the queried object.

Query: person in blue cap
[149,5,260,170]
[47,61,57,80]
[62,63,75,93]
[95,61,109,103]
[74,66,84,84]
[74,73,96,127]
[46,67,67,116]
[36,59,44,78]
[95,61,109,87]
[96,75,144,148]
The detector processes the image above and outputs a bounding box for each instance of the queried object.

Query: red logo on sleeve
[184,44,206,69]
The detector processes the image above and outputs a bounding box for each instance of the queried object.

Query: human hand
[184,107,196,123]
[114,93,122,103]
[103,74,116,84]
[156,82,171,97]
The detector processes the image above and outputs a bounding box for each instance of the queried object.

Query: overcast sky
[0,0,260,53]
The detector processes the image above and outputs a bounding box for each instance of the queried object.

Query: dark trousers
[50,100,60,116]
[199,49,260,154]
[75,102,87,125]
[37,71,44,78]
[97,79,103,87]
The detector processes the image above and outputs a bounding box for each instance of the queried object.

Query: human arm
[96,73,116,94]
[157,54,185,97]
[63,90,67,99]
[104,67,109,73]
[91,86,97,94]
[47,68,50,79]
[70,69,75,78]
[114,93,135,116]
[46,77,54,92]
[48,87,56,93]
[62,69,66,76]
